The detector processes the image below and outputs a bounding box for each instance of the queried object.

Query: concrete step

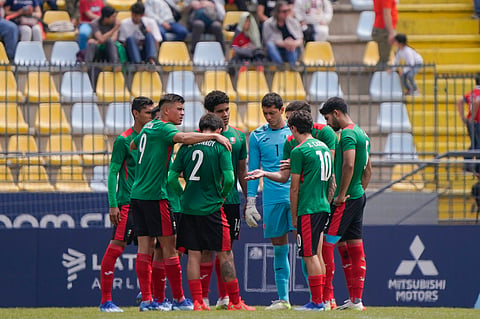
[400,0,471,4]
[419,48,480,65]
[398,3,473,19]
[397,18,479,35]
[409,34,480,49]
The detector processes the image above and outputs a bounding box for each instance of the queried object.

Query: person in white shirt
[393,33,423,96]
[144,0,187,41]
[293,0,333,42]
[119,2,163,64]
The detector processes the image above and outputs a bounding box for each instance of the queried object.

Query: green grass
[0,307,478,319]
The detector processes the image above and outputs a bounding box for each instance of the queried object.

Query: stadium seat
[44,134,82,165]
[384,133,418,160]
[7,135,44,165]
[351,0,373,11]
[357,11,375,41]
[0,71,25,102]
[228,102,245,131]
[61,71,96,102]
[55,166,91,192]
[106,0,137,11]
[43,10,76,41]
[130,71,163,102]
[17,165,55,191]
[391,164,425,191]
[82,134,110,166]
[35,103,71,135]
[71,102,105,135]
[222,11,245,41]
[14,41,48,67]
[0,165,19,192]
[0,42,11,70]
[302,41,335,70]
[201,70,237,101]
[271,71,306,101]
[193,41,227,69]
[377,102,412,133]
[0,103,29,134]
[24,71,60,103]
[105,102,133,135]
[308,71,343,102]
[158,41,192,72]
[236,70,269,102]
[96,71,130,103]
[363,41,395,66]
[179,101,205,132]
[50,41,79,67]
[166,71,202,101]
[246,102,263,132]
[116,10,130,21]
[0,143,5,164]
[90,165,108,192]
[369,71,404,101]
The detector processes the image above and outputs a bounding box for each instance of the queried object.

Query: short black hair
[394,33,407,45]
[101,6,116,19]
[288,110,313,134]
[158,93,185,110]
[261,92,283,110]
[285,101,311,113]
[199,113,224,132]
[131,96,153,115]
[319,97,348,115]
[151,106,160,119]
[130,2,145,14]
[204,90,229,113]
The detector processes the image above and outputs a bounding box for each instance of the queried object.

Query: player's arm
[290,173,300,228]
[361,157,372,190]
[167,170,184,196]
[221,170,235,199]
[173,132,232,151]
[107,138,127,225]
[246,168,290,183]
[238,159,248,200]
[334,149,355,206]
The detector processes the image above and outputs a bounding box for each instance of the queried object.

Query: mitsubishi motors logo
[62,248,86,289]
[395,235,438,276]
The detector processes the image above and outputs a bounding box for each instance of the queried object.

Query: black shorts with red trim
[130,199,176,237]
[325,194,366,241]
[297,212,329,257]
[223,204,241,241]
[111,204,136,244]
[176,208,231,252]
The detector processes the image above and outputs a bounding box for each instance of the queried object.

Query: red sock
[215,256,228,298]
[338,243,353,300]
[100,244,124,303]
[224,279,239,304]
[188,279,203,303]
[308,275,324,304]
[347,242,366,301]
[322,242,335,302]
[152,260,166,302]
[164,256,184,301]
[136,253,153,302]
[200,262,213,299]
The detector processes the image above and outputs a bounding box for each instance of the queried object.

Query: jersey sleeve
[283,139,293,160]
[315,125,338,151]
[247,132,260,197]
[107,136,128,207]
[340,130,357,151]
[160,122,180,144]
[290,148,304,175]
[219,146,234,172]
[170,145,186,173]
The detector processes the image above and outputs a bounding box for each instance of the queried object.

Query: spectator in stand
[293,0,333,42]
[262,1,303,67]
[4,0,42,42]
[144,0,187,41]
[257,0,293,30]
[0,1,19,61]
[119,2,162,64]
[392,33,423,96]
[473,0,480,19]
[85,6,120,64]
[38,0,57,10]
[457,76,480,154]
[65,0,79,24]
[372,0,397,68]
[78,0,104,50]
[231,12,265,67]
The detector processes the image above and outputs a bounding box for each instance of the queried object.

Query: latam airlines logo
[395,235,438,276]
[62,249,86,289]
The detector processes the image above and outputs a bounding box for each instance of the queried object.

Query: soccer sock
[188,279,203,304]
[136,253,153,302]
[152,260,166,302]
[273,244,290,302]
[214,256,228,298]
[224,279,240,305]
[338,243,353,300]
[100,244,124,303]
[347,241,366,302]
[301,259,312,299]
[308,275,324,304]
[164,256,185,302]
[322,242,335,302]
[200,262,213,299]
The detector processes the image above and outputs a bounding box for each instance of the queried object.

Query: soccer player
[168,113,255,311]
[129,94,232,311]
[99,96,154,312]
[199,90,248,309]
[246,92,295,310]
[319,97,372,311]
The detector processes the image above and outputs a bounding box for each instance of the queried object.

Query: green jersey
[283,123,338,160]
[130,119,179,200]
[170,140,233,215]
[335,124,370,200]
[290,138,332,216]
[108,127,138,207]
[223,125,247,205]
[167,156,181,213]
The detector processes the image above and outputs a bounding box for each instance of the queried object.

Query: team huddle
[98,91,371,312]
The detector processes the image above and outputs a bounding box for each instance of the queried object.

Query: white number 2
[138,134,147,164]
[189,150,204,181]
[316,150,332,181]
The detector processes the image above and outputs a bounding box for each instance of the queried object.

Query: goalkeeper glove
[245,196,261,227]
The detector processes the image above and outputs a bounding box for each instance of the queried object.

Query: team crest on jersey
[230,137,236,144]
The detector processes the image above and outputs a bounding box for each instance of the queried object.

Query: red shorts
[111,204,135,244]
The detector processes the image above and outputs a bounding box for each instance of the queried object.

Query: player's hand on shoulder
[279,159,291,171]
[215,134,232,152]
[245,196,261,227]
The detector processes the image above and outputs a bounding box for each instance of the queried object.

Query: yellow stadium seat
[55,166,91,192]
[24,71,60,103]
[236,70,269,102]
[0,42,11,70]
[131,71,163,102]
[44,134,82,165]
[0,143,5,164]
[202,70,237,101]
[0,103,29,134]
[302,41,335,70]
[96,71,130,103]
[391,164,425,191]
[0,165,19,192]
[158,42,192,72]
[246,102,264,132]
[363,41,395,66]
[271,71,306,101]
[223,11,245,41]
[7,135,44,165]
[0,71,24,102]
[17,165,55,191]
[35,103,71,135]
[106,0,137,11]
[116,11,130,21]
[228,102,245,131]
[43,10,76,41]
[82,134,110,166]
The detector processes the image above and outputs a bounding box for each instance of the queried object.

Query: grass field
[0,307,478,319]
